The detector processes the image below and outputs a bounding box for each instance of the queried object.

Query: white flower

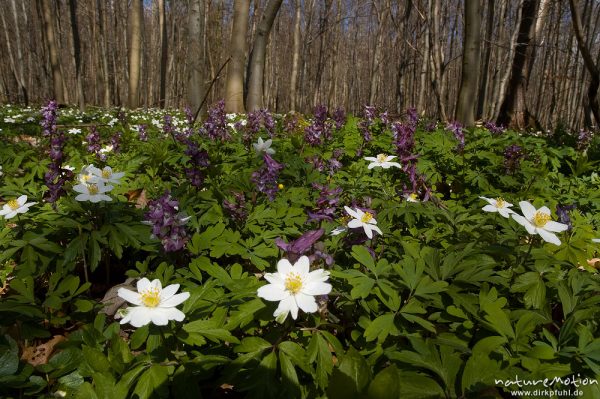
[480,196,514,218]
[88,165,125,185]
[364,154,401,169]
[107,118,119,127]
[0,165,3,176]
[344,206,382,239]
[63,165,76,172]
[330,226,347,236]
[511,201,568,245]
[73,180,113,202]
[26,117,35,122]
[253,137,275,155]
[593,239,600,243]
[99,145,114,154]
[404,193,420,203]
[4,117,15,123]
[0,195,36,219]
[68,128,81,135]
[257,256,332,322]
[117,278,190,327]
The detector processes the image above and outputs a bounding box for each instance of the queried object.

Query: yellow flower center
[284,272,303,294]
[361,212,373,223]
[278,183,284,190]
[82,174,93,182]
[101,168,112,179]
[7,199,19,210]
[409,193,418,201]
[495,198,505,208]
[376,154,387,163]
[87,184,99,195]
[141,287,161,307]
[532,211,551,228]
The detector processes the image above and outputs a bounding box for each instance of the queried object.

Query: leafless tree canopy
[1,0,599,130]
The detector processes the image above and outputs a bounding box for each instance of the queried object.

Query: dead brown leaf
[21,335,66,367]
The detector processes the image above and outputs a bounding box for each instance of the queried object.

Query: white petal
[16,195,27,206]
[370,225,383,236]
[388,162,401,168]
[482,205,497,213]
[4,210,17,219]
[149,279,162,291]
[497,208,513,218]
[512,214,536,235]
[592,238,600,243]
[264,272,284,285]
[160,284,180,301]
[160,292,190,307]
[303,281,332,296]
[386,155,397,160]
[294,256,310,276]
[274,296,297,320]
[367,163,378,169]
[149,308,170,325]
[479,196,492,204]
[347,219,363,228]
[519,201,537,220]
[307,269,330,283]
[257,284,288,302]
[538,206,551,215]
[364,157,378,162]
[363,225,374,239]
[117,288,142,305]
[538,228,561,245]
[136,278,151,292]
[128,307,152,327]
[277,259,293,276]
[295,293,318,314]
[344,206,360,219]
[544,221,568,233]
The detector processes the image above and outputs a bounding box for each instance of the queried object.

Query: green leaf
[132,365,169,399]
[364,313,397,342]
[351,245,375,271]
[234,337,272,353]
[183,320,239,344]
[0,335,19,377]
[367,365,400,399]
[278,351,301,397]
[82,346,111,373]
[327,347,372,399]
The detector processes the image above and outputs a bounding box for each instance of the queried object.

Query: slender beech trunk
[568,0,600,127]
[290,0,302,111]
[496,0,539,129]
[456,0,481,126]
[68,0,84,110]
[40,0,64,103]
[369,1,388,105]
[128,0,143,109]
[159,0,168,108]
[246,0,283,111]
[476,0,494,119]
[429,0,446,120]
[187,0,206,117]
[10,0,28,104]
[225,0,250,113]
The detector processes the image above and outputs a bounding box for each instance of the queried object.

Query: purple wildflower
[201,100,230,141]
[447,121,465,152]
[41,101,71,204]
[223,192,247,224]
[110,131,122,153]
[40,100,58,137]
[358,105,390,143]
[307,183,342,223]
[332,107,346,130]
[577,129,593,151]
[483,121,506,135]
[275,229,324,263]
[145,191,189,252]
[246,109,276,138]
[503,144,524,174]
[137,124,148,142]
[304,105,333,146]
[183,139,210,188]
[86,126,101,156]
[252,153,283,201]
[556,204,576,231]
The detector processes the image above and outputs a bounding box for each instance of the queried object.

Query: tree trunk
[246,0,283,111]
[187,0,206,117]
[40,0,64,103]
[369,1,388,105]
[68,0,84,110]
[159,0,168,108]
[128,0,143,109]
[476,0,494,119]
[9,0,28,104]
[290,0,302,111]
[568,0,600,127]
[456,0,481,126]
[496,0,539,129]
[225,0,251,113]
[429,0,447,120]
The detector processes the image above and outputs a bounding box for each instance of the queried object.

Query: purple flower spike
[145,191,189,252]
[252,154,284,201]
[275,229,325,263]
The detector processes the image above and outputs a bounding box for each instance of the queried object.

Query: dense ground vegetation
[1,102,600,398]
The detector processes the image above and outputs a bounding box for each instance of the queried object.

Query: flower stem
[521,238,535,267]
